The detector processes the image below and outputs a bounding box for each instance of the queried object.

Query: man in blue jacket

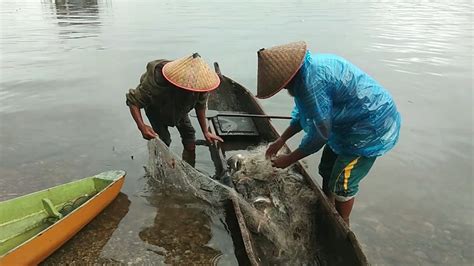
[258,41,401,225]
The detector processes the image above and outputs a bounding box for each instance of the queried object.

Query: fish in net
[145,139,322,265]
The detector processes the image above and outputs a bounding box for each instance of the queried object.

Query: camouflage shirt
[126,59,208,126]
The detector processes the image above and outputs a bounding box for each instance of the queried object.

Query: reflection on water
[1,0,472,265]
[47,0,101,39]
[365,1,472,77]
[52,0,100,23]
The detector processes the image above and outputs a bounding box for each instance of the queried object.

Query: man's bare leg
[335,198,355,226]
[182,143,196,167]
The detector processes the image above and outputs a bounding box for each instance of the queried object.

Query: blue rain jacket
[289,51,401,157]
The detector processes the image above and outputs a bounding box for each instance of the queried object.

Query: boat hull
[207,71,368,265]
[0,171,125,266]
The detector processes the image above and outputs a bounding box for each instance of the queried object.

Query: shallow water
[1,0,473,264]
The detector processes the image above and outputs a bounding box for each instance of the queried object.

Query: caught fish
[252,196,272,210]
[227,153,245,173]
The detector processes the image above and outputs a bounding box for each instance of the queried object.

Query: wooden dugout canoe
[206,64,368,265]
[0,170,126,265]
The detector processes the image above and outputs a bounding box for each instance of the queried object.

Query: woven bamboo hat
[256,41,307,99]
[162,53,220,92]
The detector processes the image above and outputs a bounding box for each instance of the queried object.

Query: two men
[257,41,401,225]
[126,53,223,166]
[126,42,401,225]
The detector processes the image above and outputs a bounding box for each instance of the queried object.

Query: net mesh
[145,139,321,265]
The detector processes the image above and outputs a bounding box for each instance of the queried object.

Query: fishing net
[145,139,321,265]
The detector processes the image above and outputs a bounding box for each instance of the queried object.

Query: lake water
[1,0,472,264]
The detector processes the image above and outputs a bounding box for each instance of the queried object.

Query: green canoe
[0,170,126,265]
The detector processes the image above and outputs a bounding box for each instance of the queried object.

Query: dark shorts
[147,114,196,147]
[318,145,376,201]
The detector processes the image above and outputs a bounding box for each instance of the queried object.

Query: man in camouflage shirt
[126,53,223,165]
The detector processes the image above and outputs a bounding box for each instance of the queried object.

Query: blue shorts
[318,145,376,201]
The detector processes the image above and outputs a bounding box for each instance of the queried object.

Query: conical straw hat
[256,41,307,99]
[162,53,220,92]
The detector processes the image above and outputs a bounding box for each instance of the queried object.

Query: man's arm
[126,66,160,140]
[129,105,157,140]
[281,123,303,141]
[271,148,308,168]
[272,121,329,169]
[195,107,223,143]
[265,123,302,158]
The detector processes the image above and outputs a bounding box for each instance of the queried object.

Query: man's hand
[139,125,158,140]
[271,154,294,169]
[265,138,285,159]
[204,131,224,143]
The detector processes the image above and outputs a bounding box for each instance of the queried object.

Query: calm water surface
[1,0,472,264]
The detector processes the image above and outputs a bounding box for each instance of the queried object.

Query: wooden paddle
[192,110,292,120]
